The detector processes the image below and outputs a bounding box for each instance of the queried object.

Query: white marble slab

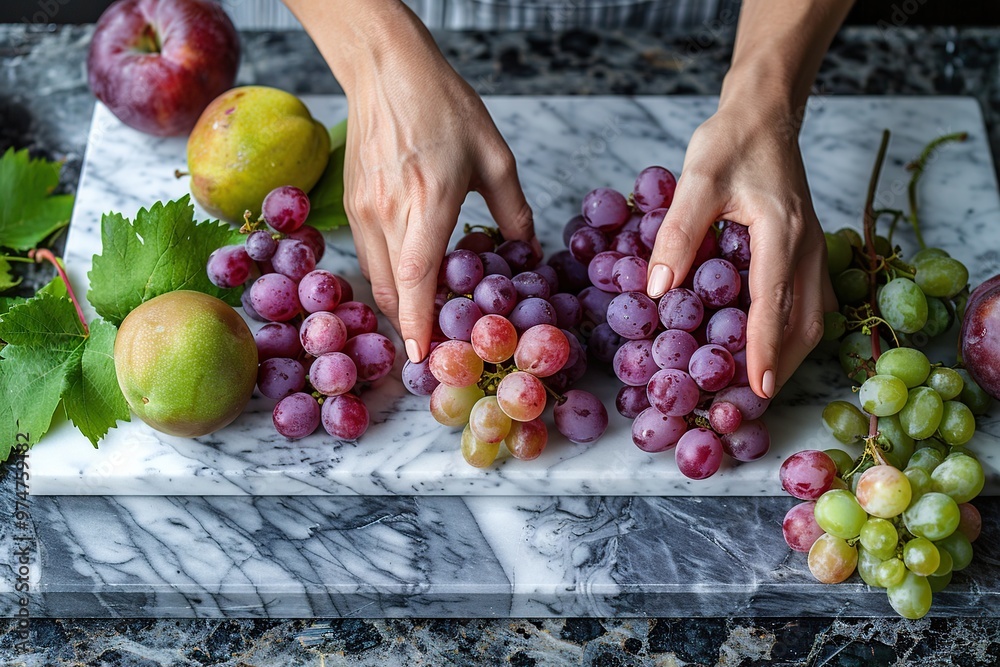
[28,96,1000,496]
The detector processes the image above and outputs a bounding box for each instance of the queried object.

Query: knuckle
[370,282,399,316]
[396,251,435,288]
[802,313,825,349]
[768,279,794,318]
[657,223,695,257]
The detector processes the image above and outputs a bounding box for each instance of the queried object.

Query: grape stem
[905,131,968,250]
[28,248,89,335]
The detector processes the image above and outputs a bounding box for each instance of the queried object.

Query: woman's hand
[646,102,837,399]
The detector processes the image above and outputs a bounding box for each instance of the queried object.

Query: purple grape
[333,301,378,338]
[718,221,751,270]
[250,273,300,322]
[455,231,496,254]
[657,288,704,332]
[738,269,752,310]
[207,245,253,289]
[473,274,517,316]
[242,286,267,321]
[651,329,699,370]
[255,322,302,361]
[509,297,557,333]
[496,239,537,273]
[621,211,644,234]
[549,293,582,329]
[402,357,440,396]
[581,187,629,232]
[245,230,277,262]
[298,269,343,314]
[675,428,724,480]
[721,419,770,461]
[553,389,608,444]
[309,351,357,396]
[693,258,741,308]
[479,251,513,278]
[343,332,396,382]
[588,322,624,363]
[262,185,310,233]
[613,339,658,386]
[632,407,686,452]
[731,348,749,385]
[639,208,667,249]
[632,166,677,212]
[273,392,320,439]
[563,214,587,246]
[442,249,484,294]
[616,385,651,418]
[611,230,649,260]
[588,251,626,293]
[708,400,742,435]
[533,264,560,293]
[569,226,608,265]
[271,238,317,282]
[512,272,552,300]
[286,225,326,262]
[300,311,348,356]
[257,357,306,400]
[688,344,735,392]
[578,286,615,325]
[547,250,591,293]
[439,297,483,341]
[646,368,700,417]
[321,393,370,440]
[611,256,648,293]
[706,307,747,353]
[712,385,770,420]
[607,291,659,340]
[561,329,586,372]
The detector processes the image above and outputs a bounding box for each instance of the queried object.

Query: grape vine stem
[905,131,968,250]
[28,248,89,335]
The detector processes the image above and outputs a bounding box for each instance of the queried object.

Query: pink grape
[321,393,370,440]
[474,274,517,316]
[249,273,300,322]
[613,339,659,387]
[300,311,348,356]
[718,221,751,270]
[651,329,699,370]
[713,385,770,420]
[343,332,396,382]
[720,419,770,461]
[706,307,747,353]
[646,369,700,417]
[334,274,352,301]
[632,166,677,212]
[442,249,485,295]
[402,357,439,396]
[708,400,742,435]
[688,344,735,392]
[607,291,659,340]
[471,314,518,364]
[271,238,316,282]
[631,407,686,452]
[553,389,608,444]
[286,225,326,262]
[505,418,548,460]
[581,187,629,231]
[255,322,302,361]
[241,288,267,322]
[958,503,982,542]
[334,301,378,338]
[621,211,643,233]
[257,358,306,400]
[469,396,513,445]
[272,392,320,439]
[780,450,838,500]
[616,385,651,418]
[783,501,824,553]
[657,288,704,332]
[638,208,667,249]
[262,185,310,233]
[514,325,569,378]
[298,269,343,313]
[693,258,740,308]
[309,352,357,396]
[675,428,724,480]
[588,251,625,292]
[430,340,484,388]
[611,256,648,293]
[245,230,277,262]
[496,371,546,422]
[206,244,253,289]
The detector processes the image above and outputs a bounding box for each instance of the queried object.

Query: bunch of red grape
[402,233,609,467]
[562,166,771,480]
[206,186,394,441]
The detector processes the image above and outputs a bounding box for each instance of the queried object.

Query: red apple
[961,274,1000,399]
[87,0,240,137]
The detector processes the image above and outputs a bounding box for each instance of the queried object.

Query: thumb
[476,145,539,256]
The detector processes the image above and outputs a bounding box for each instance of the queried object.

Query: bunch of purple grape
[402,232,610,467]
[563,166,771,480]
[206,185,394,441]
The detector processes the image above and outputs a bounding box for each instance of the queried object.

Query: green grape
[919,297,953,338]
[910,247,949,263]
[903,537,940,576]
[927,571,952,594]
[874,235,893,258]
[856,545,884,587]
[807,533,858,584]
[904,467,933,501]
[955,368,993,416]
[887,571,933,619]
[898,386,944,440]
[825,232,854,275]
[838,332,887,385]
[874,347,931,388]
[925,367,964,401]
[906,447,944,474]
[837,227,863,249]
[914,256,969,298]
[878,277,928,334]
[935,531,973,571]
[876,557,907,588]
[933,548,954,578]
[938,401,976,447]
[834,268,870,305]
[903,492,960,541]
[824,448,856,477]
[822,400,870,444]
[814,489,869,539]
[859,374,910,416]
[860,518,899,560]
[876,415,915,469]
[916,438,949,457]
[823,311,847,341]
[461,424,501,468]
[931,453,984,504]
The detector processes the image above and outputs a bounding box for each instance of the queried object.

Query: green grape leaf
[306,119,349,231]
[0,148,74,251]
[87,196,244,327]
[0,257,21,291]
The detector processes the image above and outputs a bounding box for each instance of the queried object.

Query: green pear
[115,290,258,437]
[187,86,330,223]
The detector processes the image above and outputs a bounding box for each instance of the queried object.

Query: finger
[364,230,400,334]
[394,197,463,363]
[476,145,540,257]
[348,218,370,281]
[774,243,828,391]
[745,218,798,400]
[646,174,722,298]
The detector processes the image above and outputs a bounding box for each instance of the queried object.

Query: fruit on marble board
[87,0,239,136]
[187,86,331,223]
[114,290,257,437]
[961,273,1000,400]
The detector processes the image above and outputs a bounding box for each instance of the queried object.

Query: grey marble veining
[28,96,1000,496]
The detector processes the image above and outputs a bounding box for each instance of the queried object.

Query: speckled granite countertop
[3,23,1000,666]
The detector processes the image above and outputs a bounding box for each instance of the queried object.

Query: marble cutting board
[28,96,1000,496]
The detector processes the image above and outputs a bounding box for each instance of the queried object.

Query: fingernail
[647,264,673,298]
[404,338,422,363]
[530,236,543,259]
[762,369,775,399]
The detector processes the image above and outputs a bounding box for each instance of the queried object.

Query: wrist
[717,62,811,138]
